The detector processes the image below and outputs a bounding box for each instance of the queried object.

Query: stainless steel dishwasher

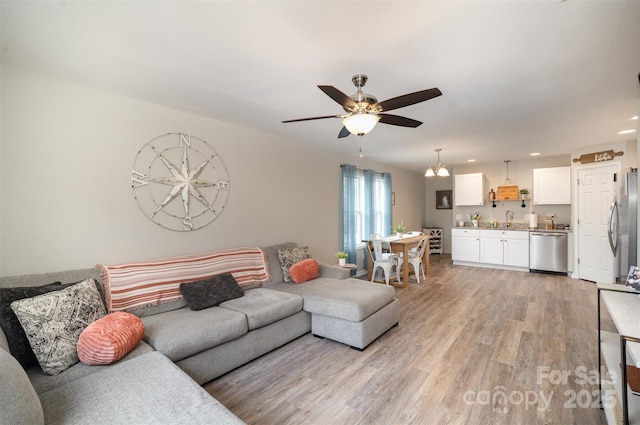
[529,231,568,274]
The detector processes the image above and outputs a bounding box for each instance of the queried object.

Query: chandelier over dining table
[425,148,449,177]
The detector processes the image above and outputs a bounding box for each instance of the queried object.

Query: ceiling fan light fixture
[342,113,380,136]
[425,148,449,177]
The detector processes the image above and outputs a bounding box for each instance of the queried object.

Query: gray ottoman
[272,277,399,349]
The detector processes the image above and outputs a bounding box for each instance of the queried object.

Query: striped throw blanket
[97,247,270,312]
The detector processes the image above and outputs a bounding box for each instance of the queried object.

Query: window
[340,164,392,262]
[354,171,388,246]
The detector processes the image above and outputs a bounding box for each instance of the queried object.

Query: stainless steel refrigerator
[608,168,638,281]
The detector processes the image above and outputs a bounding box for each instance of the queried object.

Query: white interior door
[577,163,619,283]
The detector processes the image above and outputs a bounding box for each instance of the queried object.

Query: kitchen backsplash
[454,204,571,228]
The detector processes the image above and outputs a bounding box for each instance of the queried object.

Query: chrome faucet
[506,210,514,228]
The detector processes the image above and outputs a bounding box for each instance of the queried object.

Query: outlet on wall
[456,214,462,220]
[525,214,530,220]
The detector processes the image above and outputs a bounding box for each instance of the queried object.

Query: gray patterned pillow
[278,246,311,282]
[10,279,107,375]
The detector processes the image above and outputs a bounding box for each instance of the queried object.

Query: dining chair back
[367,240,397,285]
[396,237,429,284]
[371,233,391,251]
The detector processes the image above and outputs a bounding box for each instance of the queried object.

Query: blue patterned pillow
[11,279,107,375]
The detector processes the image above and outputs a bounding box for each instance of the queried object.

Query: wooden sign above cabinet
[572,150,623,164]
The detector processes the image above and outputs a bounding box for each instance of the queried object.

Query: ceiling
[2,1,639,173]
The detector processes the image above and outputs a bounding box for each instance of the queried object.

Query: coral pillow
[77,312,144,366]
[289,258,319,283]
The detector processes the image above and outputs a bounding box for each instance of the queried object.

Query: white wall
[0,66,426,275]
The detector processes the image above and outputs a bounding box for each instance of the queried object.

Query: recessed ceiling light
[619,129,636,135]
[632,116,638,120]
[530,152,540,156]
[467,159,476,162]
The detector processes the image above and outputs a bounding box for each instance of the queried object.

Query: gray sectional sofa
[0,242,399,424]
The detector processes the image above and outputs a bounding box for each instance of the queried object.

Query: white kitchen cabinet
[451,229,480,262]
[479,230,529,267]
[454,173,486,206]
[533,166,571,205]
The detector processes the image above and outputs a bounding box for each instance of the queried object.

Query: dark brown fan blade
[318,85,357,111]
[338,126,350,138]
[378,114,423,128]
[373,88,442,112]
[282,115,341,123]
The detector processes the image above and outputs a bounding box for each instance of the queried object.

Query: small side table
[337,263,357,276]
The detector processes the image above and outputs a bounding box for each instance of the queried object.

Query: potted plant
[335,251,348,266]
[391,221,406,237]
[519,188,529,199]
[471,213,480,228]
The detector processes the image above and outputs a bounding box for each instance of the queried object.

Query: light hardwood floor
[204,255,609,425]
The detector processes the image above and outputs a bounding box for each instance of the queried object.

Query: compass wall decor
[131,133,230,231]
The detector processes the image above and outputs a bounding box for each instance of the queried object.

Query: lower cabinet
[479,230,529,267]
[451,229,480,262]
[452,228,529,270]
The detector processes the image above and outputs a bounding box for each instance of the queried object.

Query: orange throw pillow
[289,258,319,283]
[77,312,144,366]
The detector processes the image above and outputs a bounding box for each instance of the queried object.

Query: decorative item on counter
[545,213,554,230]
[392,221,406,237]
[471,213,480,228]
[335,251,348,266]
[458,220,465,227]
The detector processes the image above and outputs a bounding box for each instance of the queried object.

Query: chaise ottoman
[271,277,399,349]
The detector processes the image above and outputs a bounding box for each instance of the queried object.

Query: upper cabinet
[533,166,571,205]
[454,173,486,206]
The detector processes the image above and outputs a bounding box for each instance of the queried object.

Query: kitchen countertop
[455,225,571,233]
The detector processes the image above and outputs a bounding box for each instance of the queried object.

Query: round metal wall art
[131,133,230,231]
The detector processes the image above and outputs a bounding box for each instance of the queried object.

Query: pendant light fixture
[504,160,512,184]
[425,148,449,177]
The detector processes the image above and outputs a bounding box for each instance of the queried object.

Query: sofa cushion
[11,279,107,375]
[77,312,145,366]
[38,351,245,425]
[278,246,311,282]
[180,273,244,311]
[0,348,44,425]
[219,288,303,330]
[28,340,155,395]
[141,307,247,361]
[289,258,320,283]
[261,242,297,285]
[272,277,396,322]
[0,281,68,369]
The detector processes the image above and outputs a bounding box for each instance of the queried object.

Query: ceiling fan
[282,74,442,138]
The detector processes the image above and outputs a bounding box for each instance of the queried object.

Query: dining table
[364,234,430,288]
